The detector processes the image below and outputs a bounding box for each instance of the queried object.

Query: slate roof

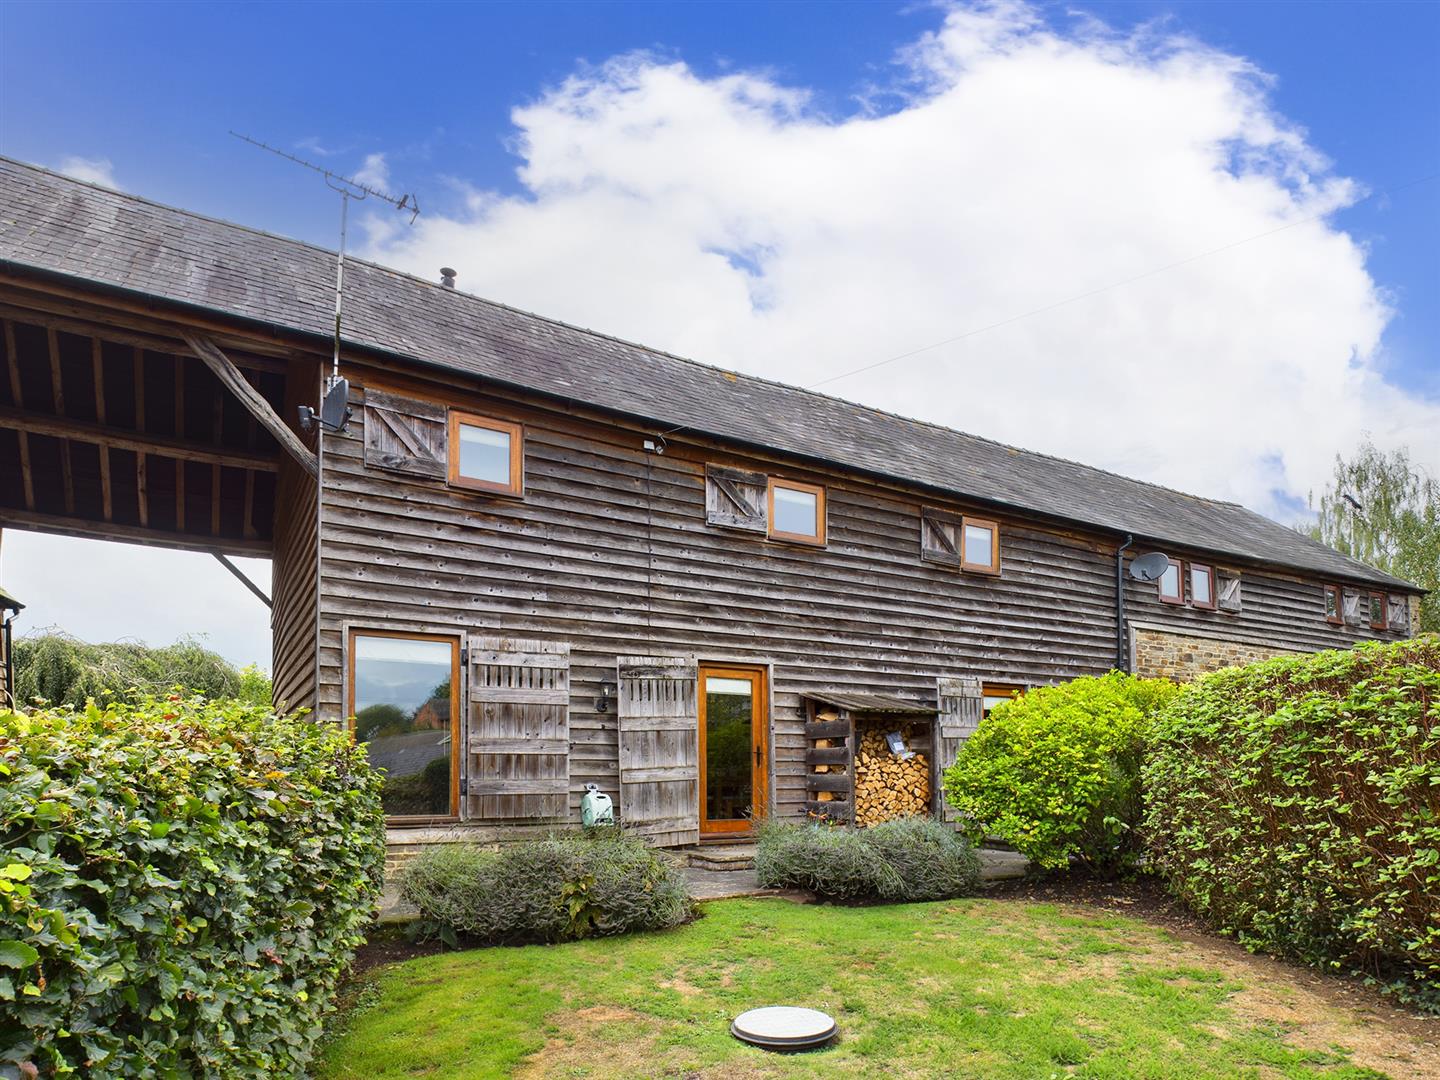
[0,157,1415,591]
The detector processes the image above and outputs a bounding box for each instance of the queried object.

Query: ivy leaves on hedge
[0,694,386,1077]
[1144,636,1440,1010]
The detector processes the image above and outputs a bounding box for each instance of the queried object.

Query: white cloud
[353,152,389,192]
[56,155,119,189]
[362,0,1439,519]
[1,534,273,671]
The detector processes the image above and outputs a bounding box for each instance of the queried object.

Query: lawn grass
[318,898,1407,1079]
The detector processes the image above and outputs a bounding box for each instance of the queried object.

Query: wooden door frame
[697,663,769,836]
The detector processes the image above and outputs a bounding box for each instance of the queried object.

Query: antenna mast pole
[229,131,420,390]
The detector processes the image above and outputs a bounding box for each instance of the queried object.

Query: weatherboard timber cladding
[311,364,1402,831]
[268,357,321,712]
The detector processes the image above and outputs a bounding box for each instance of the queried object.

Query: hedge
[941,672,1181,872]
[400,831,694,946]
[754,817,981,902]
[1144,637,1439,1008]
[0,695,386,1077]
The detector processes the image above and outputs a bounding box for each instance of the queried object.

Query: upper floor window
[1189,563,1216,610]
[768,478,826,545]
[961,518,1001,574]
[1324,584,1343,625]
[1368,591,1387,631]
[982,684,1024,718]
[1157,559,1184,605]
[449,410,523,496]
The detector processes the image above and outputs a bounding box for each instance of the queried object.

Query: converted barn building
[0,158,1423,850]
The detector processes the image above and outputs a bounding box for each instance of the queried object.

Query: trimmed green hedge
[400,832,694,946]
[754,817,981,902]
[0,696,386,1077]
[942,672,1181,873]
[1144,638,1440,1007]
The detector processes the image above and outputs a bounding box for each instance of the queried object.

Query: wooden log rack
[802,691,940,827]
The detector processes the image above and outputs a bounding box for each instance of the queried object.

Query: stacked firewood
[854,722,931,826]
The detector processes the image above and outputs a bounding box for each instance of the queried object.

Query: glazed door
[698,665,768,835]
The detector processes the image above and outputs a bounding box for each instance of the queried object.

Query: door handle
[755,745,764,766]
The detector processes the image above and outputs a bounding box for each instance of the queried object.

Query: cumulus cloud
[56,155,118,189]
[362,0,1438,519]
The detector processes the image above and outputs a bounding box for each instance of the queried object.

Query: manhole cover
[730,1006,837,1051]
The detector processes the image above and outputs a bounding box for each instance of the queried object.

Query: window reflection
[705,676,754,822]
[353,635,455,817]
[773,486,818,537]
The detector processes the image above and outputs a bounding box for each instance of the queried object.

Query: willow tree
[1307,441,1439,633]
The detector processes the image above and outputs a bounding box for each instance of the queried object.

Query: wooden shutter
[364,388,447,479]
[617,656,699,847]
[1217,573,1242,613]
[705,464,768,532]
[1342,590,1364,627]
[936,677,982,823]
[1387,595,1409,633]
[920,508,962,567]
[467,637,570,820]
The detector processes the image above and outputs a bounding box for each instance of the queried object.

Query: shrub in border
[754,817,981,902]
[1144,637,1440,1008]
[400,831,694,945]
[942,672,1181,873]
[0,695,386,1077]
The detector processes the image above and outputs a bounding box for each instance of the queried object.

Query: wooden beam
[212,552,272,608]
[174,359,185,532]
[133,347,147,527]
[0,509,270,558]
[210,381,223,536]
[3,321,35,511]
[184,334,318,479]
[0,406,280,471]
[92,338,112,522]
[46,328,75,515]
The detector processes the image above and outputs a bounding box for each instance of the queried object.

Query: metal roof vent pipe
[440,267,457,289]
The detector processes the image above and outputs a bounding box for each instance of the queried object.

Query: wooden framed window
[982,684,1024,719]
[448,410,523,495]
[1157,559,1184,605]
[348,629,461,822]
[960,517,1000,574]
[767,478,826,545]
[1324,584,1343,625]
[1189,563,1216,609]
[1368,591,1386,630]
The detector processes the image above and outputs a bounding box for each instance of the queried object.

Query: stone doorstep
[683,844,759,872]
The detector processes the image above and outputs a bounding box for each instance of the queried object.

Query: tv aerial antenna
[230,131,421,433]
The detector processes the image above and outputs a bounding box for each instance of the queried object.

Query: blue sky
[2,0,1435,395]
[0,1,1436,667]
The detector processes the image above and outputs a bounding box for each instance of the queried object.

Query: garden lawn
[319,898,1437,1080]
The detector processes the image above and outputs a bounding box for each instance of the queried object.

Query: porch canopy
[802,691,937,716]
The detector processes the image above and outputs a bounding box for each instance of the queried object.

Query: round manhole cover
[730,1006,837,1051]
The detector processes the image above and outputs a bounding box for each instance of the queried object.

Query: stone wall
[1132,624,1299,682]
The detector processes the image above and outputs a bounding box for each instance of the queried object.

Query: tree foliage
[1306,440,1439,632]
[12,632,271,709]
[942,672,1182,873]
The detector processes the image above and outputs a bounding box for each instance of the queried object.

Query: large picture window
[349,631,461,820]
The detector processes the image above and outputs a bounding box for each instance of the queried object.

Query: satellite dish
[320,377,352,431]
[1129,551,1172,582]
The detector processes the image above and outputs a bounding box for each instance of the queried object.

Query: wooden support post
[3,321,35,511]
[174,358,185,532]
[92,338,112,521]
[212,552,272,608]
[133,347,147,526]
[46,328,75,515]
[183,334,318,478]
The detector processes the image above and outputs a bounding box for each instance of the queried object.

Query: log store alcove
[802,692,941,827]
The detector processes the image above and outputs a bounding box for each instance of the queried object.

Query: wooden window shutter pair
[467,637,571,821]
[705,464,768,532]
[363,388,447,479]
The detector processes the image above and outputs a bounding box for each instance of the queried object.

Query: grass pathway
[319,897,1437,1079]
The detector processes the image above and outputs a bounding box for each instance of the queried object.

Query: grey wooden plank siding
[314,369,1408,827]
[267,359,320,711]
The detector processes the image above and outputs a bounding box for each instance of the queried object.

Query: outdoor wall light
[595,682,616,713]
